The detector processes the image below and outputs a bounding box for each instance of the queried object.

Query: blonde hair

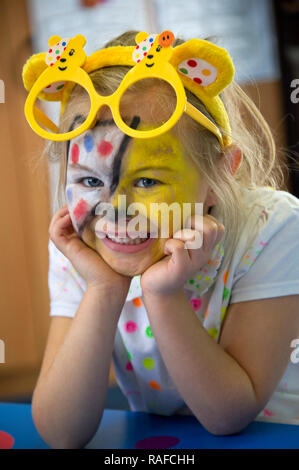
[47,30,289,268]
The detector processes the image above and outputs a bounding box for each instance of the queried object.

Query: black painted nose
[147,54,154,59]
[60,58,67,62]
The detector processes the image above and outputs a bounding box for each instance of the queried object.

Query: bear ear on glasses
[171,38,234,98]
[22,34,87,102]
[170,38,235,145]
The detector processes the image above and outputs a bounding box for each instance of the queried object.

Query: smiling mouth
[101,233,153,253]
[105,233,150,245]
[58,66,67,71]
[145,63,154,68]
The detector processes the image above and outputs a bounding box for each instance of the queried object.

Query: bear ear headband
[22,30,234,148]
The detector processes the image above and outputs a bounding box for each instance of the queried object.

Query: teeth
[106,235,148,245]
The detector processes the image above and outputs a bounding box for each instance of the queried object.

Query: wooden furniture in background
[0,0,51,400]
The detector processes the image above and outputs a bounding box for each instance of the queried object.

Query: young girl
[23,30,299,449]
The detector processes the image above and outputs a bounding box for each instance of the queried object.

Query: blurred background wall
[0,0,298,408]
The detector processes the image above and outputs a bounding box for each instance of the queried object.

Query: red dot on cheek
[73,198,88,222]
[97,140,113,157]
[71,143,80,163]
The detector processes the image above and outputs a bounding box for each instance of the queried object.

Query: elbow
[195,410,256,437]
[32,393,76,449]
[32,393,58,448]
[193,393,261,436]
[204,422,249,437]
[32,389,99,449]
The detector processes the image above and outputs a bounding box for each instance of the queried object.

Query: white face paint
[66,120,134,235]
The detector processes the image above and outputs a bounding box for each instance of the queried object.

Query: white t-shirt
[48,186,299,423]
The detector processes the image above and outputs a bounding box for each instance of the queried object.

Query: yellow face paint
[113,131,201,231]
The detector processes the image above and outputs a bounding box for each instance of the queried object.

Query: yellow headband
[22,31,234,146]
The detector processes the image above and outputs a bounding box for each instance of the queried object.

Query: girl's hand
[49,205,131,292]
[140,214,225,297]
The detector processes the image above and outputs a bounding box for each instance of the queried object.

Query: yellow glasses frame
[24,44,224,147]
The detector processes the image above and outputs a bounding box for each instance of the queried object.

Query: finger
[50,213,76,253]
[49,205,69,234]
[184,214,224,248]
[206,216,225,247]
[187,213,224,233]
[176,215,225,252]
[55,213,74,238]
[173,228,203,251]
[184,214,202,231]
[215,223,225,245]
[173,228,197,242]
[204,214,225,231]
[164,238,190,266]
[171,216,225,275]
[50,212,70,238]
[52,205,69,223]
[201,216,225,252]
[173,227,205,264]
[184,216,225,265]
[189,228,225,275]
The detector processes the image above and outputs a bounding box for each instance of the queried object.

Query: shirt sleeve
[48,239,86,318]
[230,200,299,304]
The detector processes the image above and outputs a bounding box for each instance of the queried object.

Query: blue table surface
[0,403,299,449]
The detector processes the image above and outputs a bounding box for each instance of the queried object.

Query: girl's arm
[32,284,127,449]
[32,205,131,448]
[142,289,299,435]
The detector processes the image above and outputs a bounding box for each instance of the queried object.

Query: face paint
[84,133,94,152]
[97,139,114,157]
[116,132,201,222]
[94,131,205,275]
[66,187,73,204]
[66,121,133,235]
[71,143,79,163]
[65,111,208,276]
[73,198,88,223]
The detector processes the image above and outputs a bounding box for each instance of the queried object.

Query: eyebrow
[68,162,95,172]
[130,165,177,173]
[68,163,177,174]
[68,114,86,132]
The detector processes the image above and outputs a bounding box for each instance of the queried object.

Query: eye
[156,46,161,52]
[135,178,159,188]
[81,177,103,188]
[69,49,75,56]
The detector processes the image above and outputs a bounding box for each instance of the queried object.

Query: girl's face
[65,103,210,277]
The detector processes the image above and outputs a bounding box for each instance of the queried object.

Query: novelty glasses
[24,32,231,147]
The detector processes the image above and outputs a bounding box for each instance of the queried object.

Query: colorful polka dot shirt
[49,187,299,423]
